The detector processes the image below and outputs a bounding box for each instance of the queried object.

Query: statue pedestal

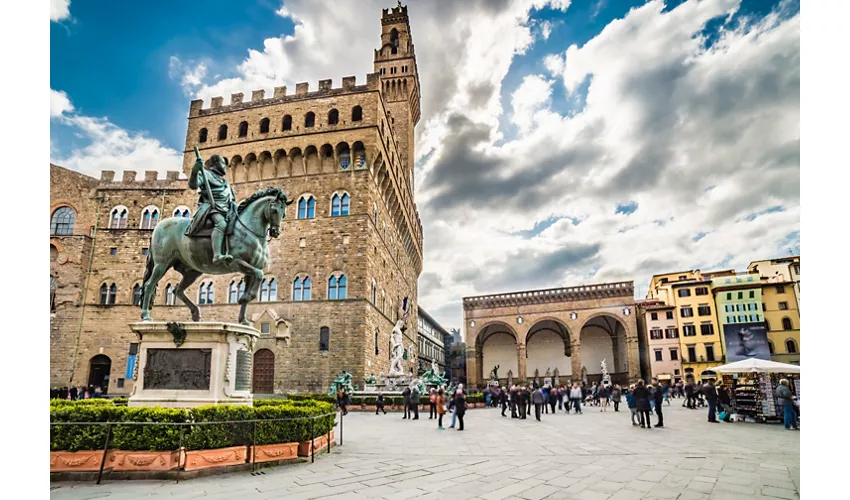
[128,322,259,408]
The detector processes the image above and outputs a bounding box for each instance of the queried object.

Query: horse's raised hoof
[141,311,152,322]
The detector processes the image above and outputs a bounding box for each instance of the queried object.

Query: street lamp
[570,312,578,320]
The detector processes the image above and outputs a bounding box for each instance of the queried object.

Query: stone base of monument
[128,322,259,408]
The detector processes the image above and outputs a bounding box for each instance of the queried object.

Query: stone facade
[463,282,641,389]
[49,4,423,395]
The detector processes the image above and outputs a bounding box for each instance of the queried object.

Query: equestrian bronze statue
[140,147,293,325]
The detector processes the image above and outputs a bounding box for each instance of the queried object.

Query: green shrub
[50,398,115,407]
[184,405,253,451]
[112,398,129,407]
[253,403,335,444]
[363,396,377,405]
[111,407,187,451]
[287,393,335,404]
[349,396,364,406]
[50,404,125,452]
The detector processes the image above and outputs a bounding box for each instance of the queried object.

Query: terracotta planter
[252,442,298,464]
[50,450,114,472]
[111,450,181,471]
[364,405,377,411]
[298,430,334,457]
[183,445,248,471]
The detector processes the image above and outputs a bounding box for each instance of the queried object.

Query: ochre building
[50,4,423,395]
[463,282,641,388]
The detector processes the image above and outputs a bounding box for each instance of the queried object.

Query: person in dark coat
[684,380,695,409]
[69,386,78,401]
[610,385,622,412]
[499,386,508,417]
[703,379,719,423]
[453,389,467,431]
[509,386,518,418]
[410,387,420,420]
[549,387,558,414]
[525,386,532,416]
[775,379,798,430]
[633,380,652,429]
[519,386,528,419]
[376,393,387,414]
[402,387,411,419]
[718,384,732,415]
[652,383,664,427]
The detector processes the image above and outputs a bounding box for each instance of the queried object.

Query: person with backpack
[610,385,622,412]
[375,393,387,415]
[625,385,638,425]
[775,379,798,430]
[453,388,467,431]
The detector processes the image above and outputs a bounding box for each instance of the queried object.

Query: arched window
[390,28,399,54]
[132,283,142,306]
[297,195,316,219]
[260,278,277,302]
[109,206,128,229]
[282,115,292,131]
[99,283,116,305]
[371,279,377,305]
[328,275,347,300]
[782,317,793,330]
[305,112,315,128]
[228,281,238,304]
[218,124,228,141]
[785,339,798,354]
[140,206,160,230]
[768,341,775,354]
[351,105,363,122]
[375,329,379,355]
[337,142,351,169]
[51,244,58,262]
[173,206,191,218]
[328,109,339,125]
[259,117,270,133]
[293,277,312,301]
[199,282,214,305]
[238,121,248,138]
[199,128,208,143]
[51,206,76,235]
[165,284,175,305]
[319,327,330,351]
[331,192,350,216]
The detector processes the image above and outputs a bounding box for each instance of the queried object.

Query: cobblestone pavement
[51,400,800,500]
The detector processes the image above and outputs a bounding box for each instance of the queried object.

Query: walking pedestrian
[519,386,528,419]
[775,379,799,430]
[449,383,464,428]
[611,385,622,412]
[484,387,492,408]
[662,381,671,406]
[703,379,719,423]
[532,386,545,421]
[633,380,652,430]
[454,387,467,431]
[625,385,638,425]
[376,393,387,414]
[653,382,664,427]
[510,385,518,418]
[598,384,610,412]
[542,385,550,414]
[684,380,695,409]
[499,386,508,417]
[569,382,583,414]
[549,386,558,414]
[557,386,565,411]
[410,386,420,420]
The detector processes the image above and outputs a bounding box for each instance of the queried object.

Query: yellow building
[648,269,735,380]
[761,280,800,364]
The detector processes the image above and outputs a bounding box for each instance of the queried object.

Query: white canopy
[709,357,800,374]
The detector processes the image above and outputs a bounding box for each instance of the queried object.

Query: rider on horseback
[186,153,236,264]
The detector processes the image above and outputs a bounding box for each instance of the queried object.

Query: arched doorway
[252,349,275,394]
[526,319,572,379]
[476,322,518,383]
[88,354,111,394]
[579,315,628,385]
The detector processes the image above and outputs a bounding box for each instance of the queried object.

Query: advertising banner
[723,322,770,362]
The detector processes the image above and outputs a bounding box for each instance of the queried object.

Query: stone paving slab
[51,400,799,500]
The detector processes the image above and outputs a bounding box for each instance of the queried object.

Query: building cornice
[462,281,634,310]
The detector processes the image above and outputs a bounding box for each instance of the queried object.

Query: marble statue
[507,369,513,387]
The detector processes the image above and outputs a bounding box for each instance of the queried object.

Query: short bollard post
[96,423,113,485]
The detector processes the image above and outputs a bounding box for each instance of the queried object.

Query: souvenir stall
[710,358,800,423]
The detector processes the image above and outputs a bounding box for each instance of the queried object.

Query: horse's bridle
[236,199,278,240]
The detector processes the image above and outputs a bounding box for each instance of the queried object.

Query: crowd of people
[50,385,104,400]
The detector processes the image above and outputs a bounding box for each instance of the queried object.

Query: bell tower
[374,2,420,190]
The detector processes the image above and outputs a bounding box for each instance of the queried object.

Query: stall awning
[709,357,800,374]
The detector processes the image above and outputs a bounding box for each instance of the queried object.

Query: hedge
[50,401,336,452]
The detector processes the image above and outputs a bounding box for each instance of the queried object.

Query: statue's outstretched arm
[188,159,203,190]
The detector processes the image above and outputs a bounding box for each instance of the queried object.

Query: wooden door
[252,349,275,394]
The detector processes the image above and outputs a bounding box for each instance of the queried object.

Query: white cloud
[50,90,182,179]
[169,56,208,95]
[50,89,74,117]
[511,75,554,134]
[50,0,71,22]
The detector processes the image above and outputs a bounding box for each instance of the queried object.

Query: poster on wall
[723,322,770,362]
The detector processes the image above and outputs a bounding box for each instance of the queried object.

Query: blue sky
[51,0,801,329]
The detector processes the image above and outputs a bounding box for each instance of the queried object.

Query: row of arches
[99,205,191,230]
[228,141,368,183]
[198,106,364,144]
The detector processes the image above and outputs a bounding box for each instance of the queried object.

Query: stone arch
[273,149,288,177]
[327,108,339,125]
[352,141,366,169]
[579,313,629,381]
[88,354,111,392]
[259,151,275,179]
[320,144,335,173]
[244,153,259,182]
[252,349,275,394]
[304,145,320,175]
[336,142,351,170]
[231,155,245,183]
[526,318,573,379]
[474,321,519,383]
[289,147,304,176]
[238,121,248,138]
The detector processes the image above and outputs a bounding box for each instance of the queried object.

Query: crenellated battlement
[381,4,408,24]
[97,170,184,186]
[189,74,380,117]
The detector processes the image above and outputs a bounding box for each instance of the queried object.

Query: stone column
[611,335,622,379]
[626,336,641,382]
[570,340,582,381]
[517,344,527,383]
[466,346,479,387]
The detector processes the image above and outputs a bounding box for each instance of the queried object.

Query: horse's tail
[139,250,154,308]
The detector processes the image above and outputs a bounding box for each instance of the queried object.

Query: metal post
[339,410,343,446]
[310,417,315,464]
[176,425,185,484]
[96,423,113,485]
[326,415,331,454]
[252,421,257,472]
